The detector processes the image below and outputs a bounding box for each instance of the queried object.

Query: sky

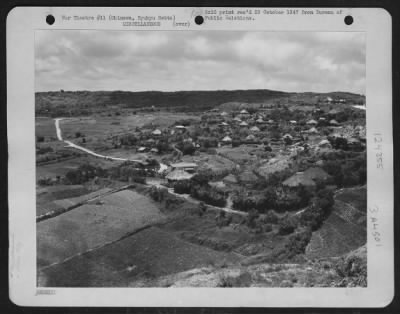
[35,30,365,94]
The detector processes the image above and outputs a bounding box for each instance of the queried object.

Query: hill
[130,245,367,287]
[35,89,291,116]
[35,89,365,117]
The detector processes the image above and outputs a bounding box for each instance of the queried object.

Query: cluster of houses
[125,102,365,158]
[115,103,365,188]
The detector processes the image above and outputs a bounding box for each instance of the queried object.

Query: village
[102,95,366,213]
[35,92,367,287]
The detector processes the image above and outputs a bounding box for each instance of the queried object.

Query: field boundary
[36,184,135,222]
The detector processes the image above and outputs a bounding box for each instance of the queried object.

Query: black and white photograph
[34,30,368,288]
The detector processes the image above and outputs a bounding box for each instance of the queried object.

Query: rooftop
[170,162,198,169]
[166,169,194,181]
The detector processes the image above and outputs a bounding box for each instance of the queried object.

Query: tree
[36,136,45,143]
[278,216,297,235]
[284,136,293,146]
[182,142,196,155]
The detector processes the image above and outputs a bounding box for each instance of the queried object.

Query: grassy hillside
[36,89,365,117]
[36,89,291,116]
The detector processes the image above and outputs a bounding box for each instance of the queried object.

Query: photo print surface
[35,30,367,288]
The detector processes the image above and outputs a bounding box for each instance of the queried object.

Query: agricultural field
[305,186,367,258]
[37,189,165,268]
[36,184,90,216]
[55,112,199,140]
[35,117,59,139]
[36,155,121,179]
[38,226,241,287]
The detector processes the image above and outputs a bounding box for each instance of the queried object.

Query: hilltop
[35,89,365,117]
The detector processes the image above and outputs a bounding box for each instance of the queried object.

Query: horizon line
[35,88,365,96]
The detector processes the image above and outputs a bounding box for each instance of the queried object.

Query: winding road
[55,118,168,171]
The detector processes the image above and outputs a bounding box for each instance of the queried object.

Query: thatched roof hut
[166,169,194,181]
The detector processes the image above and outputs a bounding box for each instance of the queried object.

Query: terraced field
[37,189,165,269]
[306,186,367,258]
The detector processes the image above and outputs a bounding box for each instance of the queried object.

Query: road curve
[54,118,147,165]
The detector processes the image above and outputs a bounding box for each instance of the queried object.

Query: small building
[170,162,198,172]
[282,133,293,140]
[166,169,194,182]
[328,109,340,116]
[239,170,259,185]
[318,139,331,148]
[240,109,249,115]
[306,119,318,125]
[303,167,330,182]
[282,172,316,188]
[245,134,256,142]
[267,119,275,124]
[138,146,147,152]
[221,135,232,144]
[289,120,297,125]
[219,122,229,127]
[150,148,159,154]
[239,121,248,127]
[152,129,162,136]
[256,118,265,124]
[220,111,228,117]
[223,174,238,185]
[250,126,260,132]
[329,119,340,126]
[307,127,318,134]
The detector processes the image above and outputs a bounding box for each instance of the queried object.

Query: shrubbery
[299,188,334,230]
[322,152,366,187]
[65,164,106,184]
[190,184,226,207]
[278,216,298,235]
[232,187,277,213]
[284,228,312,255]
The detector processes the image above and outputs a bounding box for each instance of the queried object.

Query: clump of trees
[172,170,227,207]
[109,162,149,183]
[65,164,107,185]
[190,185,226,207]
[299,187,335,230]
[322,151,366,187]
[176,141,196,155]
[62,161,152,185]
[232,184,312,214]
